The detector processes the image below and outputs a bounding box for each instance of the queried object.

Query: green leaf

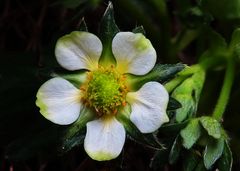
[169,135,182,164]
[117,105,164,150]
[229,28,240,57]
[167,97,182,111]
[201,0,240,20]
[172,69,205,122]
[203,138,225,169]
[173,93,195,123]
[180,119,201,149]
[217,141,233,171]
[132,26,146,35]
[207,28,228,53]
[127,63,185,91]
[183,150,201,171]
[179,6,213,29]
[198,28,227,64]
[60,107,95,153]
[200,116,221,139]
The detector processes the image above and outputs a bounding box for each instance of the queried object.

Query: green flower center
[81,66,128,116]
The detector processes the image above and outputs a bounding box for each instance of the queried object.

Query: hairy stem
[212,59,235,121]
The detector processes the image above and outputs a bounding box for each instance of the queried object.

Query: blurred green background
[1,0,240,170]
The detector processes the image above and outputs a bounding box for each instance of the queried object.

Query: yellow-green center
[81,67,128,116]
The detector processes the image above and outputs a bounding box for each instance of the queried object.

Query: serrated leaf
[229,28,240,57]
[217,141,233,171]
[167,97,182,111]
[169,135,182,164]
[60,107,95,153]
[132,26,146,35]
[200,116,221,139]
[174,94,195,122]
[183,150,201,171]
[203,138,224,169]
[117,105,164,150]
[180,119,201,149]
[172,69,205,122]
[127,63,185,91]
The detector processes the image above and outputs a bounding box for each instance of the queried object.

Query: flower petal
[36,77,82,125]
[112,32,156,75]
[84,116,125,161]
[55,31,102,71]
[126,82,169,133]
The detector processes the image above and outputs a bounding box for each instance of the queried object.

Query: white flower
[36,31,169,161]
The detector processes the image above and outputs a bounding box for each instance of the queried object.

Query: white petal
[84,116,125,161]
[126,82,169,133]
[55,31,102,71]
[112,32,156,75]
[36,77,82,125]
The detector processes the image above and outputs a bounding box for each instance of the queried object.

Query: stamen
[81,66,129,116]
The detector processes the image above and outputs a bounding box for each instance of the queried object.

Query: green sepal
[167,97,182,111]
[99,2,119,66]
[199,116,221,139]
[180,119,201,149]
[117,104,164,150]
[183,150,201,171]
[54,70,87,88]
[126,63,185,91]
[60,107,95,153]
[217,140,233,171]
[132,26,146,35]
[203,137,225,169]
[159,120,189,135]
[169,135,182,164]
[78,18,88,32]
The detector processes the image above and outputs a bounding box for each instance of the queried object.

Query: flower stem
[212,59,235,121]
[164,75,187,93]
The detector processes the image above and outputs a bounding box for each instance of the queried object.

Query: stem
[212,59,235,121]
[164,76,187,93]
